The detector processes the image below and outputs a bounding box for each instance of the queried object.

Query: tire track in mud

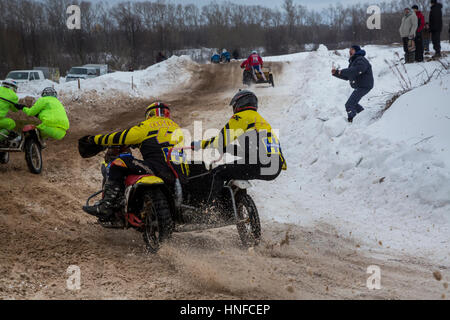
[0,61,447,299]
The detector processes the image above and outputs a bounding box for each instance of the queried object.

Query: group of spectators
[400,0,444,63]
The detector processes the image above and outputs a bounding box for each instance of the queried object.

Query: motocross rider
[211,52,221,64]
[0,80,21,143]
[246,50,266,81]
[221,49,231,63]
[21,87,70,140]
[191,90,286,198]
[81,102,188,217]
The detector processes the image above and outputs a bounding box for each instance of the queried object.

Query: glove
[191,141,202,151]
[80,135,95,145]
[87,135,95,144]
[78,135,104,158]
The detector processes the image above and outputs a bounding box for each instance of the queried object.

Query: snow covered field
[15,42,450,266]
[254,42,450,265]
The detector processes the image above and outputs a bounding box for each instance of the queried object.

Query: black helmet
[229,90,258,113]
[42,87,57,98]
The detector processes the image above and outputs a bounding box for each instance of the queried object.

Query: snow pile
[253,42,450,264]
[17,79,58,99]
[58,55,196,99]
[18,55,197,100]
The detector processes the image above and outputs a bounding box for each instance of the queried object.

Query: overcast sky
[97,0,385,10]
[174,0,366,9]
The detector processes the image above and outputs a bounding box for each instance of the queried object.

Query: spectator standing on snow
[423,22,431,53]
[399,7,418,63]
[412,5,425,62]
[429,0,443,58]
[332,45,374,123]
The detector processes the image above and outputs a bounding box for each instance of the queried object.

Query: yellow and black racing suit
[200,109,286,178]
[92,117,188,185]
[189,109,286,200]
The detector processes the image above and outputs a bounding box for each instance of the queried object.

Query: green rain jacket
[0,86,19,117]
[23,96,70,130]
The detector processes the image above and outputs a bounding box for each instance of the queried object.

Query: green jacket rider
[23,87,70,140]
[0,80,19,140]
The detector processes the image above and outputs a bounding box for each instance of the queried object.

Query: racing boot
[83,181,124,218]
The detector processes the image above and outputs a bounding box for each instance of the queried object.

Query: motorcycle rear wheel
[25,139,42,174]
[142,189,173,253]
[235,192,261,247]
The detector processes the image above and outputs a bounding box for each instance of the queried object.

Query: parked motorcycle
[0,125,45,174]
[80,145,261,253]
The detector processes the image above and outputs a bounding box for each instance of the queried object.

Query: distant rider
[245,50,266,81]
[221,49,231,63]
[191,90,286,199]
[81,102,188,217]
[22,87,70,140]
[211,52,221,64]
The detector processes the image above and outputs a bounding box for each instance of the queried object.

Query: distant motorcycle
[242,66,275,87]
[0,124,46,174]
[79,143,261,253]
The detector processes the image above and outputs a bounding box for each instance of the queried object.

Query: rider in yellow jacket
[82,102,187,217]
[191,90,286,201]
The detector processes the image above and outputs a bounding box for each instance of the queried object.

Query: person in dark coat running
[429,0,443,58]
[332,45,374,123]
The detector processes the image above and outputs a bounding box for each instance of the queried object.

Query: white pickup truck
[66,64,108,82]
[4,70,45,84]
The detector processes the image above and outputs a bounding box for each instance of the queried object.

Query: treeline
[0,0,449,77]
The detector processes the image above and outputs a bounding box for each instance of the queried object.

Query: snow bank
[18,55,197,100]
[252,42,450,264]
[17,79,57,99]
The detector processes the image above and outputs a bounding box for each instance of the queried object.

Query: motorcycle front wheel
[142,188,173,253]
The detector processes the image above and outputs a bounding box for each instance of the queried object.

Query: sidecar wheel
[235,191,261,247]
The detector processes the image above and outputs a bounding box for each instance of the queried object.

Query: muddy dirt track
[0,61,448,299]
